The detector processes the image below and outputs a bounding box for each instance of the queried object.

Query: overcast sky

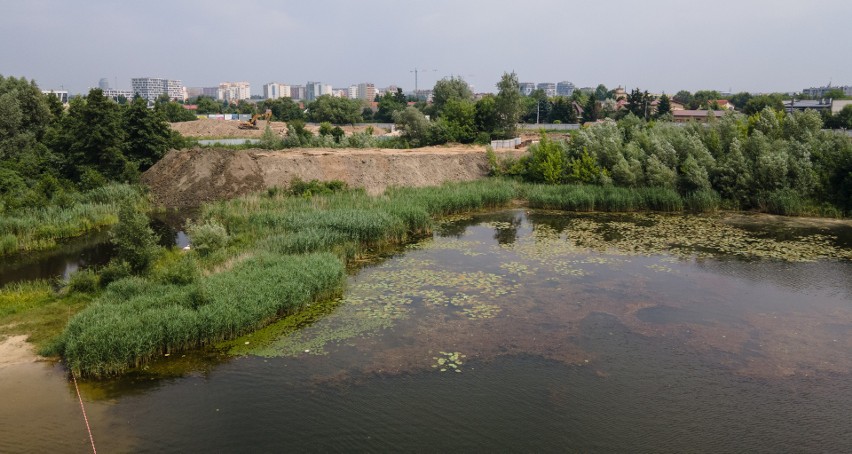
[3,0,851,96]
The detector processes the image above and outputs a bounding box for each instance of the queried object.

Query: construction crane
[238,110,272,130]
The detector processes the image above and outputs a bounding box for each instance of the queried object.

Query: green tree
[154,96,197,122]
[110,202,159,273]
[656,94,672,118]
[375,88,407,122]
[627,88,651,119]
[594,84,609,101]
[260,97,303,122]
[673,90,694,108]
[823,88,849,100]
[743,94,784,115]
[494,72,523,139]
[307,95,362,124]
[693,90,723,110]
[124,95,171,171]
[550,96,578,124]
[438,98,476,143]
[394,107,436,147]
[53,89,128,181]
[474,95,498,139]
[527,133,567,183]
[729,92,753,110]
[582,94,599,123]
[431,77,473,117]
[521,89,551,124]
[195,96,223,114]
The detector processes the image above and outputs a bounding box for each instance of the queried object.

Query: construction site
[144,119,525,208]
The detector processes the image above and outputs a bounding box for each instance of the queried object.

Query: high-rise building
[537,82,556,97]
[98,78,110,90]
[306,81,323,101]
[42,90,69,104]
[519,82,536,96]
[556,81,575,97]
[217,81,251,101]
[290,85,306,101]
[803,84,852,98]
[348,85,358,99]
[358,82,376,102]
[102,88,135,102]
[263,83,291,99]
[131,77,185,102]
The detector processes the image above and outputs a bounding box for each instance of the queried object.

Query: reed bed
[54,252,345,377]
[0,184,144,256]
[523,184,690,212]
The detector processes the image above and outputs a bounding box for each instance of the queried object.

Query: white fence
[517,123,580,131]
[490,137,522,149]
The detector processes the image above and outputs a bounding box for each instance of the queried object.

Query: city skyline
[3,0,851,96]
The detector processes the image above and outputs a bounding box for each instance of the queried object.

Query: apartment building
[263,83,291,99]
[131,77,186,102]
[217,81,251,101]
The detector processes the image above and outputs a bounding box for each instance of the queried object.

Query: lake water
[2,209,852,452]
[0,211,190,288]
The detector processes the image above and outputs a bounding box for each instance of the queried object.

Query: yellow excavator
[238,110,272,130]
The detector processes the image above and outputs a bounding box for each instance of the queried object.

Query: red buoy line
[72,374,97,454]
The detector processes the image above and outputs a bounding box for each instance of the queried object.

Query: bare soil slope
[142,146,525,208]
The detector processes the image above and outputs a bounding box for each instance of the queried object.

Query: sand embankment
[141,146,525,208]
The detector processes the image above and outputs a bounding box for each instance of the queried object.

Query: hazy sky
[3,0,851,95]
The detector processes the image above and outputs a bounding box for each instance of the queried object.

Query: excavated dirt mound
[142,146,525,208]
[171,118,388,139]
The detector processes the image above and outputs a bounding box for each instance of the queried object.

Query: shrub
[67,269,100,294]
[111,202,159,273]
[99,260,133,287]
[152,252,201,285]
[187,220,229,256]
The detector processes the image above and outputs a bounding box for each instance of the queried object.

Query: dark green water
[2,209,852,453]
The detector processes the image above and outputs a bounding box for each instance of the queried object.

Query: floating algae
[227,209,852,380]
[432,351,465,373]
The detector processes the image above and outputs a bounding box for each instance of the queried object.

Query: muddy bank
[142,146,525,208]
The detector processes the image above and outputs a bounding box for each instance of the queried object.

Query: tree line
[492,108,852,215]
[0,75,185,212]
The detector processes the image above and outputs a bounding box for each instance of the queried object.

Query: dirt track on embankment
[141,146,525,208]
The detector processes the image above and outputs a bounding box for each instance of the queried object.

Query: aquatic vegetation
[499,262,536,276]
[432,351,465,373]
[0,184,146,256]
[52,252,346,376]
[518,212,852,263]
[523,184,687,213]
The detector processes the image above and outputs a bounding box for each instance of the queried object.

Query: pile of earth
[141,145,525,208]
[170,118,389,139]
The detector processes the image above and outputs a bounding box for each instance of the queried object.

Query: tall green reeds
[53,252,345,377]
[522,184,690,212]
[0,184,145,256]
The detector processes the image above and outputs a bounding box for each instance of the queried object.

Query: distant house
[832,100,852,114]
[650,98,685,113]
[715,100,735,110]
[672,110,727,123]
[783,99,833,114]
